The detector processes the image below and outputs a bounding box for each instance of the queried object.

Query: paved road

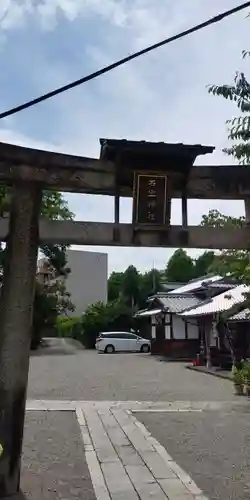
[24,338,250,500]
[22,411,95,500]
[28,338,234,402]
[137,407,250,500]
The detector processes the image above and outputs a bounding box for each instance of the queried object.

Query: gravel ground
[136,406,250,500]
[21,411,95,500]
[27,340,234,401]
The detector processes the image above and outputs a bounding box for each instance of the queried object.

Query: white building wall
[187,320,199,340]
[65,249,108,316]
[172,315,186,339]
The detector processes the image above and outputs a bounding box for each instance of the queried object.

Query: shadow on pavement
[2,492,27,500]
[30,338,85,357]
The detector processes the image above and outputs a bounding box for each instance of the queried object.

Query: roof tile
[156,294,202,313]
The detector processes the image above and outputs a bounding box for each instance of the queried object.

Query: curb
[186,365,232,381]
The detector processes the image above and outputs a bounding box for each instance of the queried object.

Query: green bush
[243,361,250,386]
[81,300,133,349]
[55,316,83,340]
[232,366,244,387]
[55,300,134,349]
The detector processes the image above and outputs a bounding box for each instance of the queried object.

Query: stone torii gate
[0,138,250,497]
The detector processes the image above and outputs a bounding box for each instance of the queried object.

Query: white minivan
[95,332,151,354]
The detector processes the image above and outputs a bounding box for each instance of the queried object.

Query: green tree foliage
[193,251,215,279]
[108,271,124,301]
[107,254,214,314]
[201,209,244,229]
[81,300,133,348]
[139,269,162,308]
[121,265,141,309]
[208,58,250,164]
[202,43,250,282]
[165,249,194,282]
[0,187,75,348]
[201,209,249,280]
[108,267,163,311]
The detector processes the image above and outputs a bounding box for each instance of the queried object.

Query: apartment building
[37,249,108,316]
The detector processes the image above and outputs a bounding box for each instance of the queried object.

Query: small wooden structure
[136,276,241,360]
[136,293,202,359]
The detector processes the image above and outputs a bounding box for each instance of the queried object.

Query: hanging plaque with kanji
[133,172,168,226]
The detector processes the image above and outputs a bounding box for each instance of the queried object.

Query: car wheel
[105,344,115,354]
[141,344,150,353]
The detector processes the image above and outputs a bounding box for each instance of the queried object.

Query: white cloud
[2,0,248,35]
[0,0,129,31]
[0,127,60,151]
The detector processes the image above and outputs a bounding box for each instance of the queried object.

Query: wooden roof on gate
[99,138,214,174]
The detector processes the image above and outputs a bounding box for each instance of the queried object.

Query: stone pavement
[136,405,250,500]
[27,346,234,402]
[23,399,248,500]
[21,343,248,499]
[21,411,95,500]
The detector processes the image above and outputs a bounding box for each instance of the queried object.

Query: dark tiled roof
[156,294,202,314]
[229,308,250,321]
[208,283,236,290]
[99,139,214,163]
[160,282,187,292]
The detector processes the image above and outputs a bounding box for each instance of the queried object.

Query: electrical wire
[0,1,250,120]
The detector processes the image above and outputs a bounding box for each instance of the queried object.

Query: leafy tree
[0,188,75,347]
[108,271,124,301]
[204,46,250,364]
[201,209,249,280]
[138,269,162,308]
[165,249,194,282]
[82,300,133,348]
[208,66,250,165]
[201,209,244,229]
[193,251,215,279]
[121,265,141,309]
[202,44,249,282]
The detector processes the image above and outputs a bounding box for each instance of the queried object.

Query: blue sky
[0,0,249,273]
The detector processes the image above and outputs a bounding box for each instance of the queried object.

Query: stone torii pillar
[0,182,42,497]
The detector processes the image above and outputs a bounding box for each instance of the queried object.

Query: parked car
[95,332,151,354]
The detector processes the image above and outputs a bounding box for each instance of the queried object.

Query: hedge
[55,300,135,349]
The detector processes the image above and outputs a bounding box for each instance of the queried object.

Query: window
[122,333,138,339]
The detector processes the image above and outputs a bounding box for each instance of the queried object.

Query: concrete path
[137,405,250,500]
[23,343,247,499]
[28,343,234,402]
[24,399,247,500]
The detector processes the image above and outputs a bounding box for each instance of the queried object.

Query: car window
[122,333,137,339]
[105,333,123,339]
[115,333,131,339]
[100,332,138,339]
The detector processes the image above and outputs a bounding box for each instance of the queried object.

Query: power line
[1,1,250,120]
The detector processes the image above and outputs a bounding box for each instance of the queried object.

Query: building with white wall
[37,249,108,316]
[65,249,108,315]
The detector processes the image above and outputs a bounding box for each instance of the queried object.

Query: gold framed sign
[132,172,168,226]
